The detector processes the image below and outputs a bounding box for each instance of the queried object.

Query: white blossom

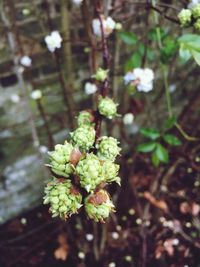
[188,0,200,8]
[78,251,85,259]
[20,56,32,67]
[111,232,119,240]
[86,233,94,241]
[44,31,62,53]
[92,16,116,37]
[172,239,179,246]
[84,82,97,94]
[123,113,134,125]
[73,0,83,5]
[124,68,154,92]
[31,90,42,100]
[10,94,20,103]
[39,146,48,154]
[108,262,116,267]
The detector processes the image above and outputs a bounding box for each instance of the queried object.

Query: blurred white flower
[78,251,85,259]
[10,94,20,103]
[124,255,132,262]
[124,68,154,92]
[111,232,119,239]
[108,262,116,267]
[172,239,179,246]
[86,233,94,241]
[169,84,176,93]
[84,82,97,94]
[123,113,134,125]
[128,208,135,215]
[39,146,48,154]
[188,0,200,8]
[136,218,142,225]
[45,31,62,53]
[20,218,27,225]
[92,16,116,37]
[20,56,32,67]
[73,0,83,5]
[31,90,42,100]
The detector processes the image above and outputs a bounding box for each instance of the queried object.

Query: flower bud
[77,110,94,127]
[192,4,200,19]
[178,9,192,27]
[43,178,82,219]
[102,160,121,185]
[98,97,118,119]
[48,141,74,177]
[96,136,121,161]
[71,125,95,151]
[92,68,109,82]
[85,190,115,222]
[76,153,104,192]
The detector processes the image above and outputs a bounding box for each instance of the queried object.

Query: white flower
[172,239,179,246]
[124,255,132,262]
[39,146,48,154]
[92,16,116,37]
[78,251,85,259]
[44,31,62,53]
[111,232,119,239]
[86,233,94,241]
[108,262,116,267]
[31,90,42,100]
[73,0,83,5]
[123,72,135,85]
[123,113,134,125]
[84,82,97,94]
[188,0,200,8]
[10,94,20,103]
[20,56,32,67]
[124,68,154,93]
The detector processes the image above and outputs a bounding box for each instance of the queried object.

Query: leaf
[125,52,142,71]
[140,127,160,140]
[191,50,200,65]
[179,47,191,63]
[155,143,169,163]
[163,116,177,130]
[178,34,200,52]
[163,134,181,146]
[143,191,168,212]
[119,31,138,45]
[137,142,156,153]
[151,150,160,167]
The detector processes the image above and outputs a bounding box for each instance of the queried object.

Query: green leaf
[125,52,142,71]
[155,143,169,163]
[119,31,138,45]
[163,116,177,131]
[137,142,157,153]
[140,128,160,140]
[163,134,182,146]
[179,47,191,63]
[178,34,200,52]
[151,150,160,167]
[191,50,200,65]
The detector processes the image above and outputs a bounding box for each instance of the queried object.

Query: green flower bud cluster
[43,179,82,219]
[77,110,94,127]
[71,125,95,151]
[47,141,74,177]
[96,136,121,160]
[92,68,109,82]
[44,64,121,222]
[98,97,118,119]
[178,4,200,30]
[85,190,115,222]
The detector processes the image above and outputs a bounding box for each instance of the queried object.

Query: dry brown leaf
[54,246,68,261]
[143,191,168,212]
[54,234,69,261]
